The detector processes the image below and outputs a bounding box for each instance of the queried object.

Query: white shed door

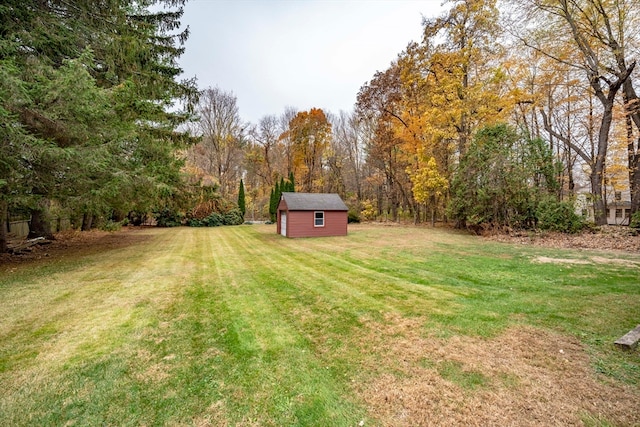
[280,212,287,237]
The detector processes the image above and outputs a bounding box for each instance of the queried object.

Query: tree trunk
[0,200,8,253]
[588,99,616,226]
[554,2,634,224]
[630,146,640,215]
[590,171,607,225]
[622,85,640,215]
[29,200,55,239]
[390,188,398,222]
[82,213,93,231]
[590,144,607,224]
[376,185,383,217]
[458,61,469,157]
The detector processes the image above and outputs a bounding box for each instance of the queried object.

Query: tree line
[1,0,198,252]
[3,0,639,253]
[187,0,640,230]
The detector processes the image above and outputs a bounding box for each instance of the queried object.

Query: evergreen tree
[272,181,281,222]
[0,0,197,247]
[237,179,246,217]
[449,124,558,229]
[269,187,276,222]
[288,171,296,192]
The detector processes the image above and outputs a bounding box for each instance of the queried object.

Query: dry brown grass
[352,313,640,426]
[533,255,640,267]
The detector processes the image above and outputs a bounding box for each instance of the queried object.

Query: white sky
[178,0,446,124]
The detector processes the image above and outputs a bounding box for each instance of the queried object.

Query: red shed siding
[284,210,347,238]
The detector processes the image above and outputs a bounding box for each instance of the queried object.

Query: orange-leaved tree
[283,108,332,193]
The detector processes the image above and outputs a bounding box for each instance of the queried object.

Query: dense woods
[189,0,639,230]
[0,0,197,252]
[2,0,640,252]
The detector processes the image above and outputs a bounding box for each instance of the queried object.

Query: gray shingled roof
[281,192,348,211]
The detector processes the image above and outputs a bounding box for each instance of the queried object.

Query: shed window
[314,211,324,227]
[615,208,623,218]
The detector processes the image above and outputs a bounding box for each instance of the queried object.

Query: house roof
[609,201,632,208]
[281,192,348,211]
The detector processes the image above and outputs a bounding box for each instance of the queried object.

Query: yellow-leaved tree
[421,0,509,157]
[382,0,513,223]
[512,0,638,224]
[408,155,449,225]
[284,108,332,193]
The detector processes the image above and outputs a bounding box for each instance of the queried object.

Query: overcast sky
[178,0,446,124]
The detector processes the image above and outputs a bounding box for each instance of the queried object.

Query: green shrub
[348,210,360,223]
[630,211,640,229]
[223,209,244,225]
[155,209,183,227]
[188,209,244,227]
[536,198,585,233]
[203,212,224,227]
[100,220,122,231]
[187,218,204,227]
[237,179,246,217]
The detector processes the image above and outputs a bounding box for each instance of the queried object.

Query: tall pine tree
[237,179,246,217]
[288,171,296,192]
[269,187,276,222]
[0,0,197,247]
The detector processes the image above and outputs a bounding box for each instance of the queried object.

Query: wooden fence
[8,220,30,238]
[7,218,72,238]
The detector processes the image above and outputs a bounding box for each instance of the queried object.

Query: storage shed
[277,192,348,238]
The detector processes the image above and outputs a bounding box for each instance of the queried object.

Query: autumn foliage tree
[511,0,638,224]
[421,0,507,156]
[284,108,332,193]
[353,1,514,224]
[356,63,414,221]
[409,155,448,226]
[185,0,640,230]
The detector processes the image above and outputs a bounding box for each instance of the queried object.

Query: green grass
[1,224,639,426]
[435,360,488,391]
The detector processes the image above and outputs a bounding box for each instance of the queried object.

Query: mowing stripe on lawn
[1,224,639,426]
[197,227,368,425]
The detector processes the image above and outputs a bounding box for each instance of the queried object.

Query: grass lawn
[1,224,639,426]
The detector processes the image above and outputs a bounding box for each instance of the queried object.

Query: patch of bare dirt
[532,256,591,265]
[353,313,640,426]
[486,226,640,253]
[532,255,640,266]
[0,227,152,268]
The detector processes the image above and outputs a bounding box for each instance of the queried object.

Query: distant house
[606,192,632,226]
[576,190,632,225]
[277,192,348,238]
